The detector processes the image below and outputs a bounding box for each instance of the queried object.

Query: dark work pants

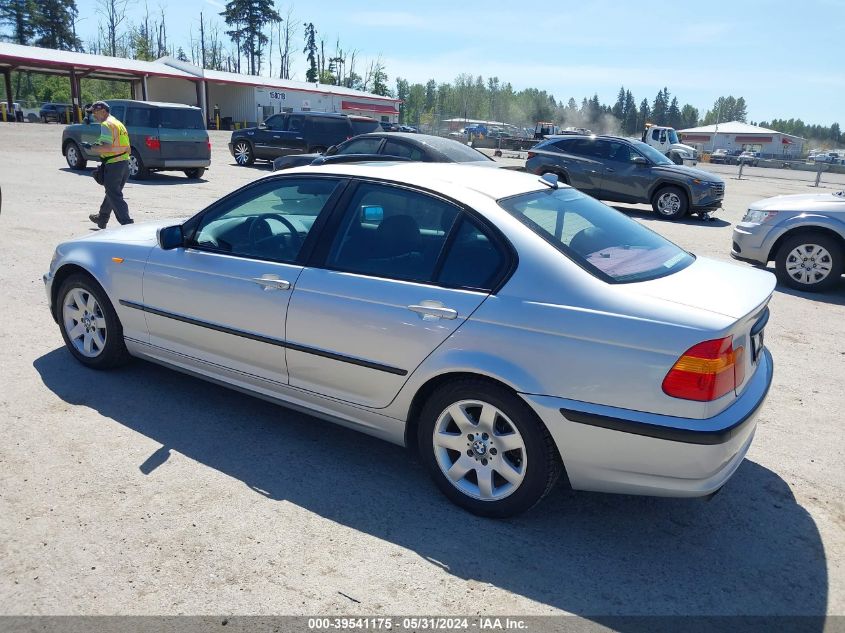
[97,160,132,225]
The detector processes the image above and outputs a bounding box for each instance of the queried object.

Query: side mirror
[325,145,337,156]
[361,205,384,224]
[631,156,648,166]
[258,122,267,129]
[157,225,184,250]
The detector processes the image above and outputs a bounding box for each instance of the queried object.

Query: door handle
[606,167,615,173]
[408,303,458,320]
[252,276,291,291]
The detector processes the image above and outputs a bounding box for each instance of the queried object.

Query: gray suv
[526,135,725,220]
[61,100,211,180]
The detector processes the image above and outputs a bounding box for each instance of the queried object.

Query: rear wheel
[233,140,254,166]
[418,378,562,518]
[57,273,131,369]
[652,185,688,220]
[184,167,205,179]
[65,141,87,170]
[128,150,149,180]
[775,233,843,292]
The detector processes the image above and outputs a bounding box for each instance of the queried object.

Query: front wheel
[57,273,131,369]
[418,378,562,518]
[128,150,149,179]
[652,185,689,220]
[233,140,254,166]
[184,167,205,179]
[775,233,843,292]
[65,141,87,170]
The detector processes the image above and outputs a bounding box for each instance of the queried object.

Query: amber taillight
[662,336,745,401]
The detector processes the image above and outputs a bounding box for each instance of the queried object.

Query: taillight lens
[662,336,745,401]
[207,139,212,151]
[145,136,160,150]
[526,151,536,160]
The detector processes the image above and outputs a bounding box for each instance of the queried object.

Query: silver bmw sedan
[44,163,775,517]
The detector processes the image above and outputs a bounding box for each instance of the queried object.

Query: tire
[41,115,48,124]
[651,185,689,220]
[232,140,254,166]
[128,150,149,180]
[57,273,131,369]
[775,233,843,292]
[418,378,562,518]
[184,167,205,179]
[65,141,87,170]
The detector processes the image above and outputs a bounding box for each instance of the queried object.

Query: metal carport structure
[0,42,200,123]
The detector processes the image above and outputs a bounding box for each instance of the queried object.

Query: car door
[284,181,509,408]
[264,114,308,157]
[597,140,653,203]
[252,113,285,159]
[381,138,427,161]
[140,176,345,388]
[562,139,604,197]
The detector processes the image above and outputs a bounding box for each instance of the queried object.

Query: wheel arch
[649,179,691,205]
[403,370,557,460]
[51,263,105,323]
[767,225,845,263]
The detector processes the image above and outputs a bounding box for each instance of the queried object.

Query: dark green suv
[61,100,211,179]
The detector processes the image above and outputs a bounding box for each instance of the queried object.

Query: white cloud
[349,11,434,29]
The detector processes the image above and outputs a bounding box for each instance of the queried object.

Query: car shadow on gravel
[57,167,207,185]
[611,205,732,228]
[34,349,827,629]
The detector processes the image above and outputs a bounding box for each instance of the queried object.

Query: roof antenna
[539,173,559,189]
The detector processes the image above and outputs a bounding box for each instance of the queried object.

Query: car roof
[279,162,545,201]
[106,99,200,110]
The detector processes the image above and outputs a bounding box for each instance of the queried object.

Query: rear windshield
[350,118,381,135]
[415,136,492,162]
[498,187,693,283]
[158,108,205,130]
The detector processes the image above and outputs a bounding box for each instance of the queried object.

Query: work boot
[89,213,107,229]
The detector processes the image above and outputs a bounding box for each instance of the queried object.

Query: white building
[678,121,805,157]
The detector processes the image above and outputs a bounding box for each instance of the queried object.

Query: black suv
[229,112,381,166]
[40,103,73,123]
[526,135,725,220]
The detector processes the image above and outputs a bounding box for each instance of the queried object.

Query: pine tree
[0,0,36,44]
[611,85,625,120]
[651,87,668,125]
[32,0,80,50]
[637,98,650,135]
[667,97,681,129]
[303,22,317,82]
[623,90,637,134]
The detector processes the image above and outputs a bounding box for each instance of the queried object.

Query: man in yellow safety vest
[83,101,134,229]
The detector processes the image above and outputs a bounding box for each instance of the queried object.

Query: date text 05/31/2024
[307,617,528,630]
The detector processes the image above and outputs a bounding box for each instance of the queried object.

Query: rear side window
[499,188,693,283]
[551,139,574,153]
[437,217,506,290]
[350,118,381,135]
[158,108,204,130]
[125,107,154,127]
[336,137,383,155]
[383,140,425,161]
[309,117,350,138]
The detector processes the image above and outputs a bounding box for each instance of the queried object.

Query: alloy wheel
[66,144,79,167]
[785,243,833,286]
[657,191,682,215]
[128,154,140,177]
[432,399,527,501]
[234,142,251,165]
[62,287,107,358]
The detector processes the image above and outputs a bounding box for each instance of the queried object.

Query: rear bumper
[158,159,211,168]
[522,348,773,497]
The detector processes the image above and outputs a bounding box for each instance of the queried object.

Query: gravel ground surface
[0,123,843,624]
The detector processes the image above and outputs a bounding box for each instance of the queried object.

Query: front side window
[499,187,693,283]
[631,140,673,165]
[264,114,285,131]
[326,183,459,283]
[109,105,126,121]
[188,178,340,263]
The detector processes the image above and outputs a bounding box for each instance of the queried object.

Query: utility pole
[200,12,206,69]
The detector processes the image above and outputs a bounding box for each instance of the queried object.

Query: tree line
[1,0,841,146]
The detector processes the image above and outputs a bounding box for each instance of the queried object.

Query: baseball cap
[87,101,110,113]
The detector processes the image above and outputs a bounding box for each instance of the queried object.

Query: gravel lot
[0,123,843,624]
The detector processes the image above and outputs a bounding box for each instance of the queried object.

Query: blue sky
[73,0,845,125]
